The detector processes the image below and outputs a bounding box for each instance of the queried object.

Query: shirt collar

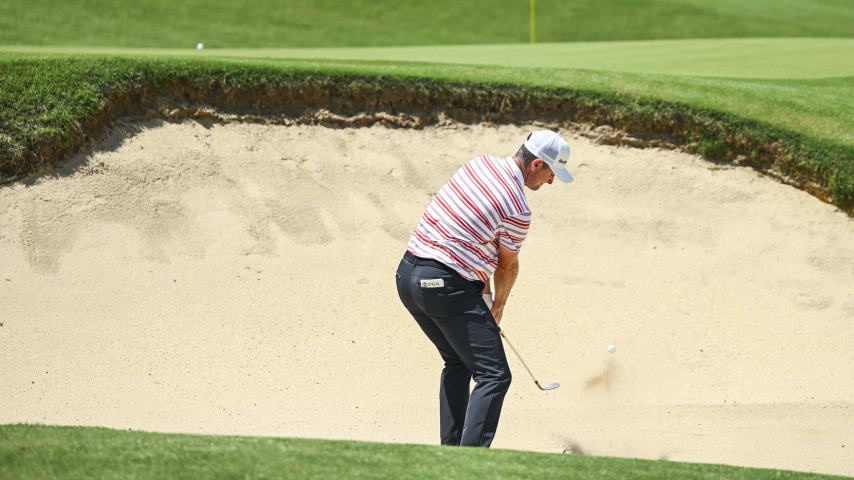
[506,156,524,189]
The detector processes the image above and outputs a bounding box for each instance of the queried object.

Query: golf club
[499,331,559,391]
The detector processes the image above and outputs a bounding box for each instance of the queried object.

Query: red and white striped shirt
[407,155,531,282]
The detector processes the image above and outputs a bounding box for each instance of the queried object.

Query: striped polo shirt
[407,155,531,283]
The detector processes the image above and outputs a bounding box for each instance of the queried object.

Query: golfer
[395,130,573,447]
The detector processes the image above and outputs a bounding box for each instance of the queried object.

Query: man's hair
[515,144,538,168]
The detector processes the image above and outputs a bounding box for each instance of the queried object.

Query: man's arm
[491,245,519,326]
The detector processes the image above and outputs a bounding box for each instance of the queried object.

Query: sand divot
[1,119,853,476]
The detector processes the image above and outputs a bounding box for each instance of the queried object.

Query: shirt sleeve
[497,212,530,253]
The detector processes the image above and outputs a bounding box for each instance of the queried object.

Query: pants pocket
[421,279,475,318]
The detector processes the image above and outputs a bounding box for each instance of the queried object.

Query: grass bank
[2,53,853,211]
[1,425,848,480]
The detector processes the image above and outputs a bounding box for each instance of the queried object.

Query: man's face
[526,159,555,190]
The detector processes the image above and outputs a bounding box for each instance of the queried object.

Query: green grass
[2,52,853,206]
[6,37,854,79]
[2,2,852,210]
[1,0,854,48]
[0,425,848,480]
[1,2,853,478]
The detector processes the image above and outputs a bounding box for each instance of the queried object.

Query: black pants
[395,251,511,447]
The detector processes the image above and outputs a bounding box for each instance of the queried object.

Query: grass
[1,1,853,477]
[2,52,853,207]
[0,424,849,480]
[6,38,854,79]
[1,0,854,48]
[1,2,852,208]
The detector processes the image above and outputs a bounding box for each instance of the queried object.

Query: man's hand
[482,292,502,324]
[482,283,502,324]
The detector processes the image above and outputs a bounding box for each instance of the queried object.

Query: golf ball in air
[196,43,204,50]
[607,344,616,353]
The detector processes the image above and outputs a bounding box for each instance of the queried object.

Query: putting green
[4,38,853,79]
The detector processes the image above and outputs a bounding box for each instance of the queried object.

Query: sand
[1,119,852,476]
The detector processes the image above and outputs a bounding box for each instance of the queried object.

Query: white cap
[523,130,573,183]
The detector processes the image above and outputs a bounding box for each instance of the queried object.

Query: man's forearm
[492,260,519,310]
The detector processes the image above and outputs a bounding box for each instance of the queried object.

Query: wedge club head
[500,331,560,392]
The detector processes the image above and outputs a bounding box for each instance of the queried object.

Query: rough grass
[1,425,849,480]
[1,0,854,48]
[2,53,853,210]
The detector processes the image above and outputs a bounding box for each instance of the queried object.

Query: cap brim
[552,165,574,183]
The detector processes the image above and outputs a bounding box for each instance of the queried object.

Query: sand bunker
[1,120,852,475]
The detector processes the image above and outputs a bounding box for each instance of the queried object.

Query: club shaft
[499,331,541,386]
